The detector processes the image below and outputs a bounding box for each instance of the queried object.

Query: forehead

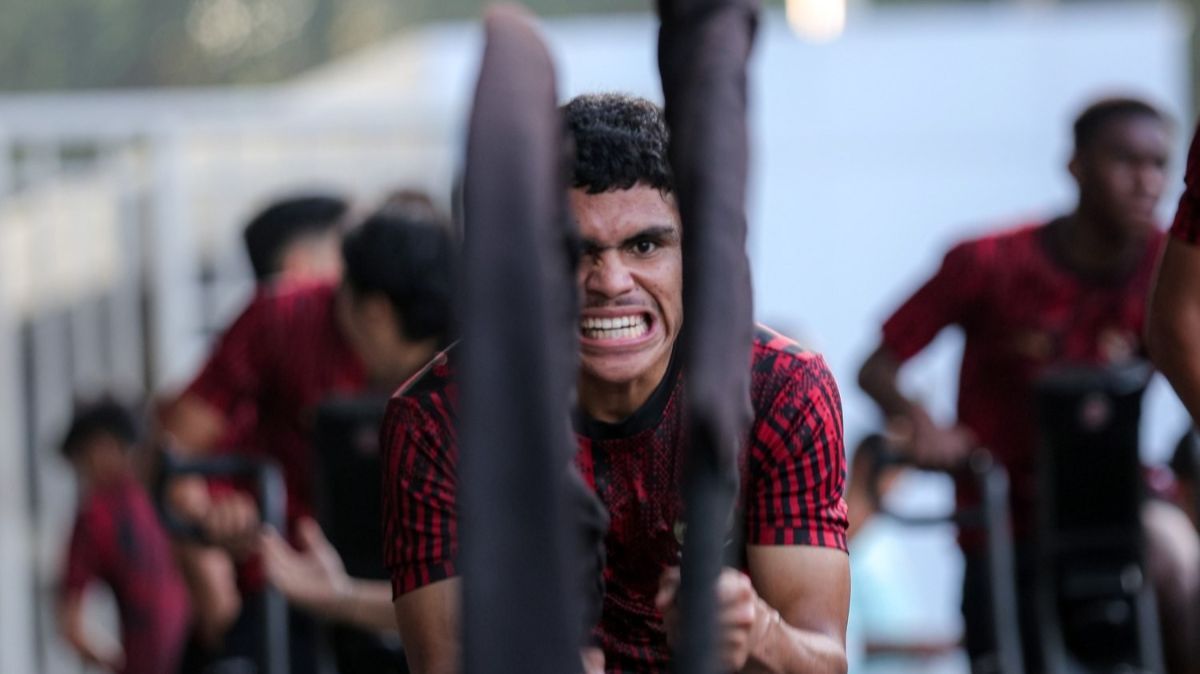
[1088,114,1170,156]
[569,186,680,242]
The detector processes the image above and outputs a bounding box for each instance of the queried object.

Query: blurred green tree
[0,0,651,90]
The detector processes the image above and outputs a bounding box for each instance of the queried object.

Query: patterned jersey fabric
[881,219,1164,549]
[381,328,848,673]
[62,475,191,674]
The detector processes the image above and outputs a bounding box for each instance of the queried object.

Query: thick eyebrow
[580,224,680,254]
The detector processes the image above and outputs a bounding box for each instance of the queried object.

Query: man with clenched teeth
[383,93,850,674]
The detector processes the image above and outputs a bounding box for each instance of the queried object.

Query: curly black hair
[563,93,672,194]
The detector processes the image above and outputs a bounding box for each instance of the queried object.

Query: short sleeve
[881,241,985,362]
[380,393,460,597]
[1170,122,1200,246]
[744,355,848,551]
[60,509,108,601]
[183,293,271,416]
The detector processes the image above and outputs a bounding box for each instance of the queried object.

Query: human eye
[629,238,659,257]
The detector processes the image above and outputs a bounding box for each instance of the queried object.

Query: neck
[1056,210,1143,276]
[577,357,672,424]
[376,339,440,390]
[87,466,130,492]
[332,291,440,390]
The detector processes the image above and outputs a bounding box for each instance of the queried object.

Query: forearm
[160,394,227,456]
[743,601,847,674]
[58,596,118,667]
[176,543,241,648]
[857,348,913,420]
[58,598,91,656]
[1153,328,1200,424]
[326,579,398,633]
[1149,240,1200,424]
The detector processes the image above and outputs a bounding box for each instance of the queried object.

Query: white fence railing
[0,105,457,672]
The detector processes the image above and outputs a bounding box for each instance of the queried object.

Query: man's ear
[365,295,404,339]
[1068,152,1083,184]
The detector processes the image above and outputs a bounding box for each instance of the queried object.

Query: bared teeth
[581,314,650,340]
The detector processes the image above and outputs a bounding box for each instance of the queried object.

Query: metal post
[0,126,38,674]
[975,454,1025,674]
[146,126,203,390]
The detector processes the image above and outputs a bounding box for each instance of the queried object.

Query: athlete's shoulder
[383,345,458,455]
[950,219,1045,257]
[390,343,458,405]
[750,325,838,408]
[257,279,337,313]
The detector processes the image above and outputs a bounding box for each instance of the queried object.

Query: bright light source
[786,0,847,43]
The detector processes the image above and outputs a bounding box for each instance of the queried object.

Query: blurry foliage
[0,0,653,91]
[6,0,1190,95]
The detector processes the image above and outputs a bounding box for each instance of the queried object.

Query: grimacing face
[572,186,683,391]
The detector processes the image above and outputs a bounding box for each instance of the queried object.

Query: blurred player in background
[859,97,1200,672]
[162,195,456,669]
[58,399,191,674]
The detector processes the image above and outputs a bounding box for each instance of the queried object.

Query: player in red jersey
[58,399,191,674]
[162,198,456,660]
[1150,122,1200,425]
[858,97,1199,672]
[384,93,849,674]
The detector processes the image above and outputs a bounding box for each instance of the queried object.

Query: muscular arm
[261,519,397,632]
[393,579,461,674]
[58,593,123,672]
[858,344,974,468]
[161,393,228,457]
[159,394,229,522]
[857,345,913,420]
[175,542,242,648]
[742,546,849,674]
[1148,238,1200,425]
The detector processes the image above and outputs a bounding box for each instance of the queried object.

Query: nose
[582,250,636,300]
[1135,162,1166,198]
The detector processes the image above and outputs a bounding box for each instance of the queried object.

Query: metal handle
[861,433,1024,674]
[155,449,289,674]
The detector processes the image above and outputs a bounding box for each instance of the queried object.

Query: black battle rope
[459,6,586,674]
[657,1,760,673]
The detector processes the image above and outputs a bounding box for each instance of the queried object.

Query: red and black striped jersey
[62,475,191,674]
[880,219,1163,548]
[1171,123,1200,245]
[184,281,367,526]
[381,328,847,672]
